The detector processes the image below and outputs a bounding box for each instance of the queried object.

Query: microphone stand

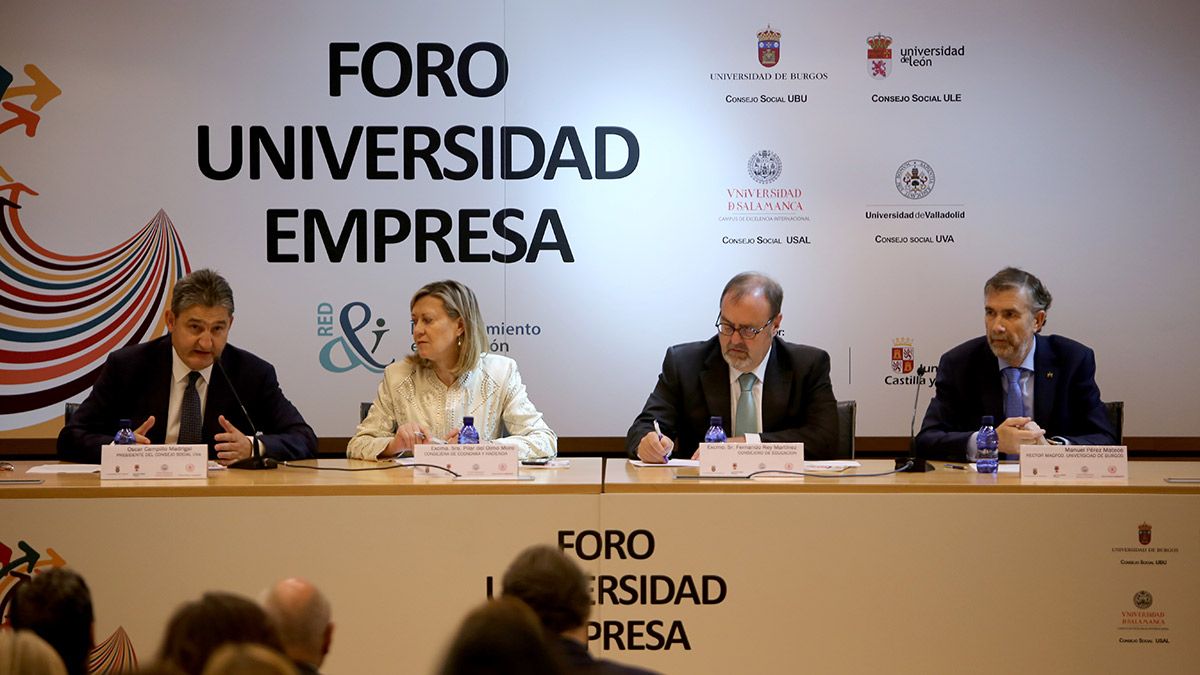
[215,354,278,470]
[895,364,935,472]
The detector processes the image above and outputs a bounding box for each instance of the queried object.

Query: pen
[653,419,671,461]
[943,464,968,470]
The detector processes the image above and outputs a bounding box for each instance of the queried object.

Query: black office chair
[64,402,80,424]
[1104,401,1124,444]
[835,400,856,459]
[359,401,372,422]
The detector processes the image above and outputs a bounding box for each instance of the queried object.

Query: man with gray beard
[626,272,838,462]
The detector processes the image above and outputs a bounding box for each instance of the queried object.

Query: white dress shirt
[728,344,772,443]
[165,350,211,443]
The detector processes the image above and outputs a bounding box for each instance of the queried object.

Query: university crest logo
[867,34,893,78]
[895,159,935,199]
[757,26,781,68]
[747,150,783,184]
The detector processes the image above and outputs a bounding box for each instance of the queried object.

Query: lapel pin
[1046,372,1054,379]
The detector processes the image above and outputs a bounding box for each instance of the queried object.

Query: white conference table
[3,458,1197,673]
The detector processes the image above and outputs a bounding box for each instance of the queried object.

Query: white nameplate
[1020,445,1128,480]
[413,443,518,478]
[100,444,208,480]
[700,442,804,477]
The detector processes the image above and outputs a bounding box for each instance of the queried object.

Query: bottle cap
[981,415,994,426]
[119,418,133,428]
[709,416,722,426]
[463,416,474,426]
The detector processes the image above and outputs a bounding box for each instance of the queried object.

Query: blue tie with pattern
[1004,367,1026,419]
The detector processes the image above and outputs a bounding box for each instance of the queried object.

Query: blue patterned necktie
[178,371,203,444]
[1003,367,1026,419]
[734,372,759,436]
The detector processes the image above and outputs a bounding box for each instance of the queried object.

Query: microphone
[895,364,935,472]
[214,351,277,470]
[909,364,928,448]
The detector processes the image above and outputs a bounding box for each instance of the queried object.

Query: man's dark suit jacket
[626,335,839,460]
[914,333,1116,462]
[555,636,659,675]
[57,335,317,463]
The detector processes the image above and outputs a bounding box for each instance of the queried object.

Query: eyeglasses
[715,314,777,340]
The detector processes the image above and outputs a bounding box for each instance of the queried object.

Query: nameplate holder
[700,443,804,477]
[101,444,208,480]
[1019,445,1128,480]
[414,443,519,478]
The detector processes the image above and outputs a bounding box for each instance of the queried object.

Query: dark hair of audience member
[437,597,567,675]
[7,567,94,675]
[501,544,591,633]
[157,592,284,675]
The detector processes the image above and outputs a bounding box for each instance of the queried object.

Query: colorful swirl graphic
[0,62,190,432]
[89,626,139,673]
[1,539,140,672]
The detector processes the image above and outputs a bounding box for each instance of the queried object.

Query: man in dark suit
[915,267,1116,462]
[57,269,316,464]
[626,272,838,462]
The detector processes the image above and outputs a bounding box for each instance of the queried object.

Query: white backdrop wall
[3,0,1198,439]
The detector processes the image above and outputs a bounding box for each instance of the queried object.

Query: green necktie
[734,372,758,436]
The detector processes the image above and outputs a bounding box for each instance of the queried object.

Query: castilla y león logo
[891,338,914,374]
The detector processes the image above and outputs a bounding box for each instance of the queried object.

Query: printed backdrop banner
[3,1,1198,439]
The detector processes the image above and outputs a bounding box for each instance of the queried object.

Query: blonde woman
[348,280,557,461]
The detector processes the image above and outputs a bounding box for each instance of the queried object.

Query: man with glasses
[626,272,839,462]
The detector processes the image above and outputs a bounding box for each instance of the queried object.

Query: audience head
[199,643,297,675]
[0,630,69,675]
[8,567,94,675]
[437,597,565,675]
[501,544,591,635]
[157,592,283,675]
[259,578,332,670]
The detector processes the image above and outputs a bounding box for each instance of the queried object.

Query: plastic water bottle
[458,416,479,444]
[976,415,998,473]
[114,418,136,445]
[704,416,727,444]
